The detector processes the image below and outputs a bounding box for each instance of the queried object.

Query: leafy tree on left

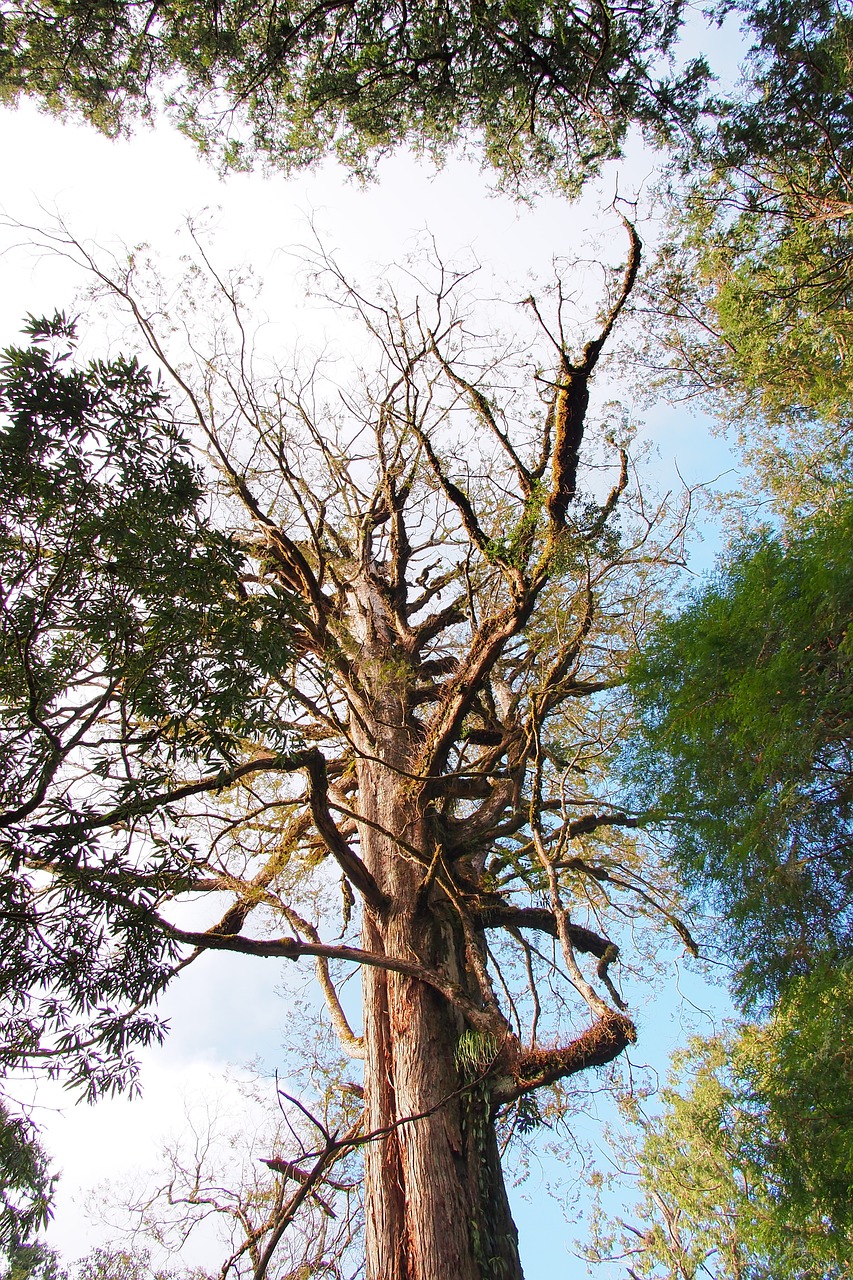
[0,1101,54,1272]
[0,312,298,1104]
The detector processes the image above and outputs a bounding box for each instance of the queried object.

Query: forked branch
[546,220,641,529]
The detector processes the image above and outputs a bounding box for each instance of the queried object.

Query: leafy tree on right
[586,971,853,1280]
[587,498,853,1278]
[595,12,853,1252]
[625,499,853,1010]
[649,0,852,519]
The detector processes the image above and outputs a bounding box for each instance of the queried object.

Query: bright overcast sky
[2,85,737,1276]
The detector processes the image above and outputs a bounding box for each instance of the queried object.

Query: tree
[73,1246,191,1280]
[624,497,853,1008]
[0,312,298,1101]
[0,0,705,185]
[1,1242,66,1280]
[0,1103,54,1269]
[696,0,853,217]
[86,1066,363,1279]
[0,218,696,1279]
[585,972,853,1279]
[645,0,852,519]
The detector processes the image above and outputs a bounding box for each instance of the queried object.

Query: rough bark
[353,634,524,1280]
[359,771,523,1280]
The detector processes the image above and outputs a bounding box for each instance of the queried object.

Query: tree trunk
[356,748,524,1280]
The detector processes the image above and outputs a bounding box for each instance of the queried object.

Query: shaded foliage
[0,0,705,185]
[0,314,297,1099]
[1,1243,66,1280]
[0,1103,54,1262]
[625,499,853,1007]
[703,0,852,191]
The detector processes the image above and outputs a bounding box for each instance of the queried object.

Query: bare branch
[546,220,642,529]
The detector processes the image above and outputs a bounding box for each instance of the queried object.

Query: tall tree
[0,221,694,1279]
[0,0,704,185]
[646,0,852,519]
[585,978,853,1280]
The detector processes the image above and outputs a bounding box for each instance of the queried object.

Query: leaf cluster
[624,498,853,1007]
[705,0,853,188]
[0,1102,53,1264]
[0,315,298,1098]
[0,0,705,186]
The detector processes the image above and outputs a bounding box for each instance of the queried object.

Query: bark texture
[348,562,517,1278]
[357,729,524,1280]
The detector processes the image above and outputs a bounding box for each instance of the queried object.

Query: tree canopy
[0,0,705,186]
[0,312,298,1101]
[4,0,846,196]
[647,0,852,518]
[698,0,852,198]
[587,970,853,1279]
[624,498,853,1008]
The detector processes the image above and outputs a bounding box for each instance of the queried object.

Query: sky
[1,61,742,1277]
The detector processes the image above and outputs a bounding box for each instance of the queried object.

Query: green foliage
[73,1246,190,1280]
[690,203,852,428]
[650,1,852,517]
[1,314,288,776]
[651,177,853,519]
[1,1243,66,1280]
[484,487,544,567]
[0,0,704,187]
[0,315,297,1098]
[743,963,853,1234]
[0,1103,54,1264]
[624,499,853,1007]
[703,0,852,184]
[587,978,853,1278]
[455,1029,499,1077]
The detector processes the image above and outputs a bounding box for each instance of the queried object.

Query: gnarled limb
[546,220,641,529]
[492,1009,636,1104]
[475,903,615,959]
